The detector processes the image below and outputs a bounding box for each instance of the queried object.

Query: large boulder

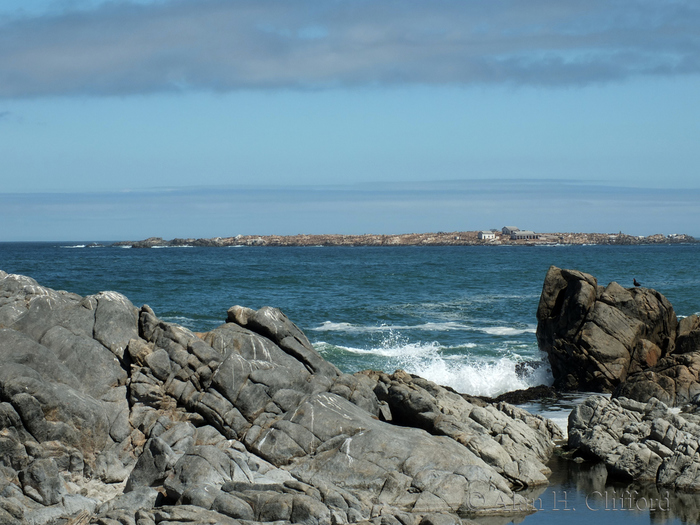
[536,266,680,395]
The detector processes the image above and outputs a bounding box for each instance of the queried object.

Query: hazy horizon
[2,179,699,242]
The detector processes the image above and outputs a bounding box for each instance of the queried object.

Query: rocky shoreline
[1,270,561,525]
[111,231,696,249]
[2,268,700,524]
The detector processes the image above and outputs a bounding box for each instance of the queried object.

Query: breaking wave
[314,333,551,398]
[313,321,536,336]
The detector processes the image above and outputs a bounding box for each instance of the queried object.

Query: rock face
[0,270,561,525]
[617,314,700,405]
[568,395,700,491]
[535,266,700,404]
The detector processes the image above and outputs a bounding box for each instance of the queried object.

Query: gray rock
[4,378,110,455]
[163,446,238,500]
[61,493,99,515]
[365,370,559,489]
[39,325,127,398]
[97,487,160,515]
[227,305,340,377]
[125,437,179,491]
[210,491,255,521]
[23,505,67,525]
[0,497,25,525]
[19,459,66,506]
[0,330,83,392]
[0,271,563,523]
[151,504,241,525]
[568,395,700,490]
[93,292,140,360]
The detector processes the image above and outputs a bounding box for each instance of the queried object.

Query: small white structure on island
[511,230,540,240]
[478,231,496,240]
[502,226,519,235]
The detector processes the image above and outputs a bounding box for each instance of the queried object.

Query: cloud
[1,0,699,97]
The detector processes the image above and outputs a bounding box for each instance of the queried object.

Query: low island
[112,230,696,248]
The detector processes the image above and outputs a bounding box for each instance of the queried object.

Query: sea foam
[479,326,537,336]
[406,355,552,398]
[315,337,551,398]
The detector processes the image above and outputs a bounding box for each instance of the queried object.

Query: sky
[1,0,699,241]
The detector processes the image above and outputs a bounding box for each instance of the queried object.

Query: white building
[478,231,496,240]
[511,230,540,240]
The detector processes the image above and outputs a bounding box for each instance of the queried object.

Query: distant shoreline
[112,231,697,248]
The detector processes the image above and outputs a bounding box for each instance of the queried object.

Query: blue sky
[1,0,699,240]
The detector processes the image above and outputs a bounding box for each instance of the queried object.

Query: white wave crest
[479,326,537,336]
[312,321,530,334]
[161,315,196,323]
[314,322,367,332]
[60,244,86,248]
[409,357,552,398]
[316,340,478,356]
[315,336,550,398]
[160,315,200,329]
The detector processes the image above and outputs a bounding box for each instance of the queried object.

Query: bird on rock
[633,278,642,287]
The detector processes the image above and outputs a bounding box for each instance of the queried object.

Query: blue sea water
[2,242,698,397]
[2,241,700,524]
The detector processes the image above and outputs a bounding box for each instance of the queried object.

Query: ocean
[2,241,700,524]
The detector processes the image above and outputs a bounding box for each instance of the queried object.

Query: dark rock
[677,314,700,354]
[536,266,687,400]
[130,237,168,249]
[480,385,560,406]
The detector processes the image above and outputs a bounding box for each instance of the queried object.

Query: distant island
[113,228,697,248]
